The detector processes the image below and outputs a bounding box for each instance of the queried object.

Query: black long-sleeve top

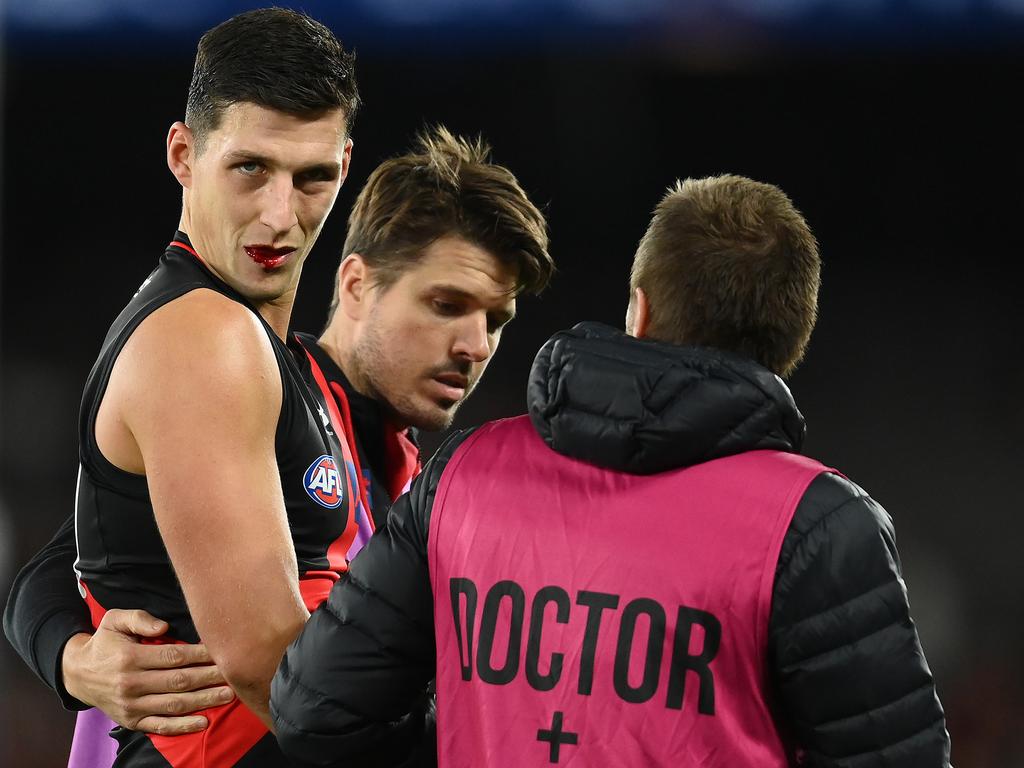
[271,323,951,767]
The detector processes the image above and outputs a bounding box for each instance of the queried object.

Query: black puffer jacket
[272,323,950,767]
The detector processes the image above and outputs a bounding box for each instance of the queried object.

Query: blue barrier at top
[5,0,1024,53]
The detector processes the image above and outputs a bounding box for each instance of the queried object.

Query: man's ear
[337,253,370,321]
[626,286,651,339]
[166,122,195,189]
[339,137,354,187]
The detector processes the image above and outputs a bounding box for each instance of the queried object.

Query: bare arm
[106,289,308,728]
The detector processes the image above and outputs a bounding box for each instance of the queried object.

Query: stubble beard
[351,324,460,433]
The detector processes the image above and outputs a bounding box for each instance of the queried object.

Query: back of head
[185,8,360,151]
[630,175,820,378]
[333,125,553,312]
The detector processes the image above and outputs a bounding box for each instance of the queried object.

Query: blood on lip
[245,246,293,269]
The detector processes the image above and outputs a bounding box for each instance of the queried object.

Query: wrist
[60,632,94,705]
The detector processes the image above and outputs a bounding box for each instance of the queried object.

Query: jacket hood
[527,322,806,474]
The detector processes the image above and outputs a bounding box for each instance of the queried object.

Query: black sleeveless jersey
[72,233,356,767]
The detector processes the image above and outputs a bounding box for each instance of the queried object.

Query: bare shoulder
[118,288,282,427]
[137,287,270,348]
[128,288,276,374]
[96,289,284,473]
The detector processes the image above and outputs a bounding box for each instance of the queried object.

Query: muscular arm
[109,289,308,728]
[769,473,951,766]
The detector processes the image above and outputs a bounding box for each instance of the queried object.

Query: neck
[258,293,297,342]
[317,323,362,393]
[177,213,295,341]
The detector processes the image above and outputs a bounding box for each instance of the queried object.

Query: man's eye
[299,168,334,184]
[238,162,262,175]
[433,300,460,315]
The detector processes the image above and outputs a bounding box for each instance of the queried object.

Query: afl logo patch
[304,455,344,509]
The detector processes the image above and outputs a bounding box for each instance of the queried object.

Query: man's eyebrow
[296,161,342,177]
[431,285,474,300]
[224,150,270,165]
[431,284,516,322]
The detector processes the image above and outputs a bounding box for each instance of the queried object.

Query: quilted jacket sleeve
[769,472,951,767]
[271,431,471,768]
[3,513,93,710]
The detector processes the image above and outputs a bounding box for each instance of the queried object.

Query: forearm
[176,538,309,729]
[3,514,94,708]
[219,611,307,730]
[60,632,101,706]
[158,523,309,727]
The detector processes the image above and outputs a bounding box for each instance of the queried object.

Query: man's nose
[260,175,299,235]
[452,314,490,363]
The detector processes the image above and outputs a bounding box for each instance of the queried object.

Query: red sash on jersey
[301,343,364,579]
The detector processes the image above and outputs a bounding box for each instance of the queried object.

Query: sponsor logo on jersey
[304,454,344,509]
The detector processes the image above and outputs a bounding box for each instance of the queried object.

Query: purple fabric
[347,499,374,560]
[67,709,117,768]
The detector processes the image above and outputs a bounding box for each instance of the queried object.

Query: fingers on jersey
[132,640,217,671]
[130,680,237,735]
[97,608,169,638]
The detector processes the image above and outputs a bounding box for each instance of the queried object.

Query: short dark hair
[185,8,360,152]
[630,175,820,378]
[327,126,553,323]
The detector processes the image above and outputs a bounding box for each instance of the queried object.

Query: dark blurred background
[2,1,1022,765]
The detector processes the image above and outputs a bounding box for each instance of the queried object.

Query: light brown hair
[630,174,820,378]
[327,126,552,323]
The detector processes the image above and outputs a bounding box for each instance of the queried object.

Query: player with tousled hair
[272,174,950,767]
